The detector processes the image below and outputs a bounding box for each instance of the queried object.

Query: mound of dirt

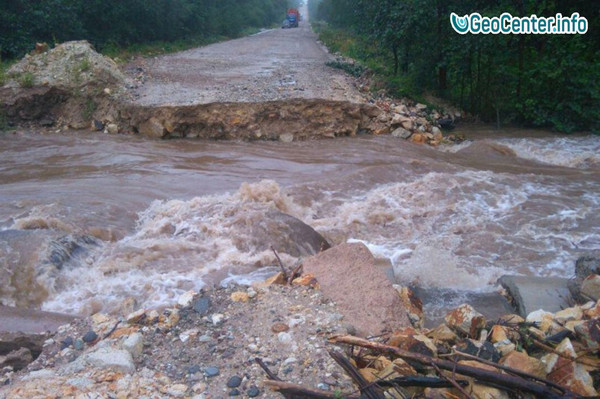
[1,41,131,129]
[5,41,129,91]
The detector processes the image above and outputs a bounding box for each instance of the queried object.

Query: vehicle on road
[282,8,300,28]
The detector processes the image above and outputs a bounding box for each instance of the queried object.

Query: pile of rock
[325,298,599,399]
[367,99,465,147]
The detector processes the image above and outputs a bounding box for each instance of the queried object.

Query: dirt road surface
[128,20,366,106]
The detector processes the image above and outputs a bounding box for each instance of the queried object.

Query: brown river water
[1,126,599,316]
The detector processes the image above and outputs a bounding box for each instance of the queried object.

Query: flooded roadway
[1,127,599,316]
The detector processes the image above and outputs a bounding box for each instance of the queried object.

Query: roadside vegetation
[0,0,301,62]
[310,0,599,133]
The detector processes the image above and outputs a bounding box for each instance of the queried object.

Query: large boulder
[303,243,410,336]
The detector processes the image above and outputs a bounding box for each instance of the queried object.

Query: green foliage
[82,99,97,120]
[0,0,290,60]
[78,58,91,73]
[18,72,34,88]
[326,60,365,77]
[312,0,600,133]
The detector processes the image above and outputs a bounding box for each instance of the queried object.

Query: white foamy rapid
[41,180,308,314]
[495,136,600,168]
[2,132,599,315]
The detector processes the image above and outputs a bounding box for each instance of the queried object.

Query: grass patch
[79,58,91,72]
[325,60,365,78]
[313,22,423,100]
[18,72,35,88]
[82,98,97,120]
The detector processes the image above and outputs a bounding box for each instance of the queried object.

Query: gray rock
[204,366,219,377]
[247,386,260,397]
[279,133,294,143]
[73,339,84,350]
[193,297,211,315]
[391,127,412,139]
[106,123,119,134]
[122,332,144,358]
[85,347,135,374]
[498,275,572,317]
[82,330,98,343]
[227,375,242,388]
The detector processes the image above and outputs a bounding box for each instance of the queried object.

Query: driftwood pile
[259,252,600,398]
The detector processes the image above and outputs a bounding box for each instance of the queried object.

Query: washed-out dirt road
[128,20,366,106]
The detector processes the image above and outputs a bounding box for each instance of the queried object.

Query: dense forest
[310,0,599,132]
[0,0,295,59]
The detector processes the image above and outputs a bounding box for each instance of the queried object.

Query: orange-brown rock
[445,304,485,338]
[230,292,250,302]
[292,273,319,288]
[542,338,598,396]
[271,322,290,333]
[359,368,379,383]
[388,328,437,357]
[500,351,546,378]
[394,285,423,328]
[303,243,410,336]
[410,133,426,144]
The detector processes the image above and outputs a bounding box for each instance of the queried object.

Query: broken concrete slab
[498,275,573,317]
[303,243,410,336]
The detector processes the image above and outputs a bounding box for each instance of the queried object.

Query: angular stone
[138,117,166,138]
[541,338,597,396]
[426,324,458,344]
[122,332,143,358]
[388,328,437,357]
[489,325,508,343]
[574,319,600,351]
[498,275,572,317]
[303,243,410,336]
[444,304,485,337]
[581,274,600,301]
[584,299,600,318]
[106,123,119,134]
[291,273,319,288]
[391,127,412,139]
[177,290,196,308]
[393,286,423,328]
[554,306,583,324]
[358,368,378,383]
[526,310,560,334]
[500,351,546,378]
[455,339,500,363]
[85,347,135,374]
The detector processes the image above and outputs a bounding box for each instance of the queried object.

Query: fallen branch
[431,362,475,399]
[287,262,303,285]
[328,350,386,399]
[271,246,288,281]
[329,335,578,399]
[449,349,568,393]
[263,380,361,399]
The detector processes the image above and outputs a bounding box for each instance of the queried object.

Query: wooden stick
[328,350,386,399]
[255,357,281,381]
[431,362,475,399]
[329,335,574,399]
[287,262,303,285]
[263,380,361,399]
[271,245,288,280]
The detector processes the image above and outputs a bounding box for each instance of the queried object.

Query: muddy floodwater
[1,126,599,316]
